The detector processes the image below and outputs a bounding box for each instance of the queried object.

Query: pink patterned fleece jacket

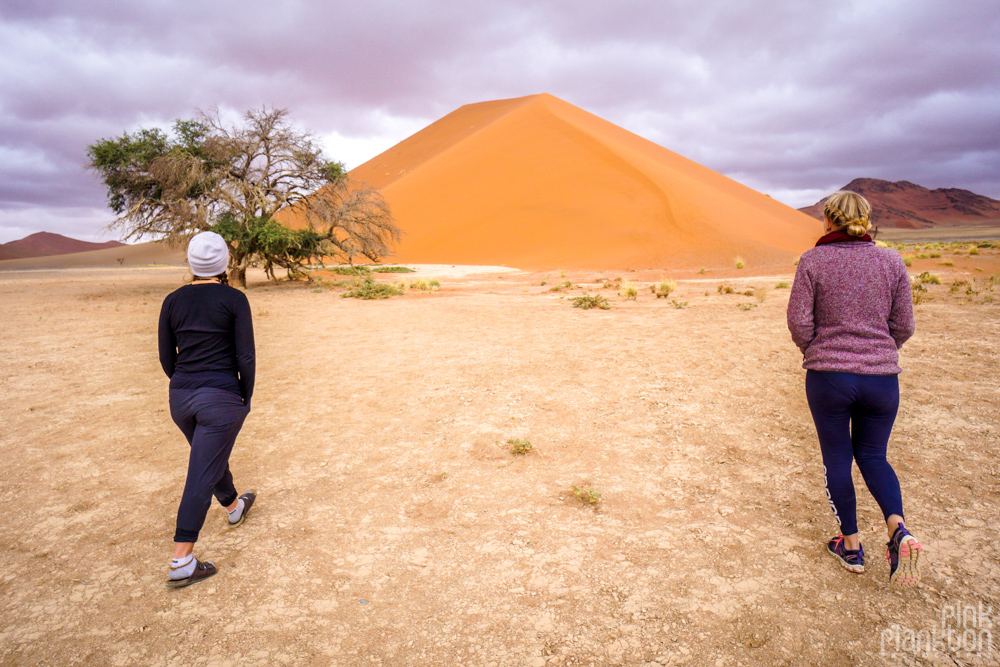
[786,241,915,375]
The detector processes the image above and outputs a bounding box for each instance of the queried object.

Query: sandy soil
[1,259,998,667]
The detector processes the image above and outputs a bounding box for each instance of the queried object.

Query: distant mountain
[798,178,1000,229]
[0,232,126,261]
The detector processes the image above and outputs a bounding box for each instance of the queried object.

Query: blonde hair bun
[824,191,873,237]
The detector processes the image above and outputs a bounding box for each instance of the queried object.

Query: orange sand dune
[332,94,819,270]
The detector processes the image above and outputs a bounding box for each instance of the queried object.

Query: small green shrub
[917,272,941,285]
[929,252,942,258]
[572,294,611,310]
[699,268,707,274]
[775,282,790,289]
[911,282,927,304]
[572,485,602,507]
[342,278,403,299]
[737,303,757,310]
[651,279,677,298]
[401,278,440,292]
[506,438,533,456]
[754,286,768,303]
[329,278,364,288]
[717,284,735,294]
[550,280,573,292]
[735,256,745,270]
[370,265,416,273]
[903,257,912,267]
[940,261,954,267]
[969,247,979,256]
[328,265,372,276]
[670,300,688,309]
[916,253,928,259]
[539,280,547,286]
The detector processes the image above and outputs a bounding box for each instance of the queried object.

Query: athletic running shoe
[886,523,922,587]
[827,535,865,574]
[826,535,865,574]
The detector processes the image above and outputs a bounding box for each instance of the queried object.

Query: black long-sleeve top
[158,283,255,404]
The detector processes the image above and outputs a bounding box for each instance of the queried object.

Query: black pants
[169,387,250,543]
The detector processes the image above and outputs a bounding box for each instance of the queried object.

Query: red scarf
[815,230,872,247]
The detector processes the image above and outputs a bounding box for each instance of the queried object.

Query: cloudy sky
[1,0,998,243]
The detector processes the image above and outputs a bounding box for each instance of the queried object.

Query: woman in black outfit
[158,231,257,588]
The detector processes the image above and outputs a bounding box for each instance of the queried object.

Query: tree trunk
[230,265,247,289]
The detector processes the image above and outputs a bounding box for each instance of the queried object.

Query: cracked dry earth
[1,265,998,667]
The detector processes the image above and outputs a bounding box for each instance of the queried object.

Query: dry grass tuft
[651,279,677,298]
[618,281,638,300]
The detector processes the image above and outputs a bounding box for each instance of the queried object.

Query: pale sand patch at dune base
[1,265,998,666]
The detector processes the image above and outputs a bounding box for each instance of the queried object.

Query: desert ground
[1,251,999,666]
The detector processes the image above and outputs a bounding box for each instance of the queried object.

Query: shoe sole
[227,490,256,529]
[889,536,922,587]
[827,546,865,574]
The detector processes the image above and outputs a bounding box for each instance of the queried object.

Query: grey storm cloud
[1,0,998,242]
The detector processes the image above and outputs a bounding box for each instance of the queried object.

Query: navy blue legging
[805,370,905,536]
[169,387,250,543]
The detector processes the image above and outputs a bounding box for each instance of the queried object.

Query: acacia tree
[87,107,399,287]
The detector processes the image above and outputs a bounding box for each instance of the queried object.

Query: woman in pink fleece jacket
[787,190,923,588]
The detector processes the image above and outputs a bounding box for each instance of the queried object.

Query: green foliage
[651,279,677,298]
[211,213,324,282]
[670,300,688,309]
[342,278,403,299]
[571,295,611,310]
[398,278,440,292]
[549,280,573,292]
[737,303,758,310]
[369,265,415,273]
[950,280,974,294]
[775,282,790,289]
[735,256,745,270]
[911,282,927,304]
[506,439,533,456]
[327,265,372,275]
[86,107,398,287]
[571,485,602,506]
[916,271,941,284]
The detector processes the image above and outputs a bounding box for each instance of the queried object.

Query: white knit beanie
[187,232,230,277]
